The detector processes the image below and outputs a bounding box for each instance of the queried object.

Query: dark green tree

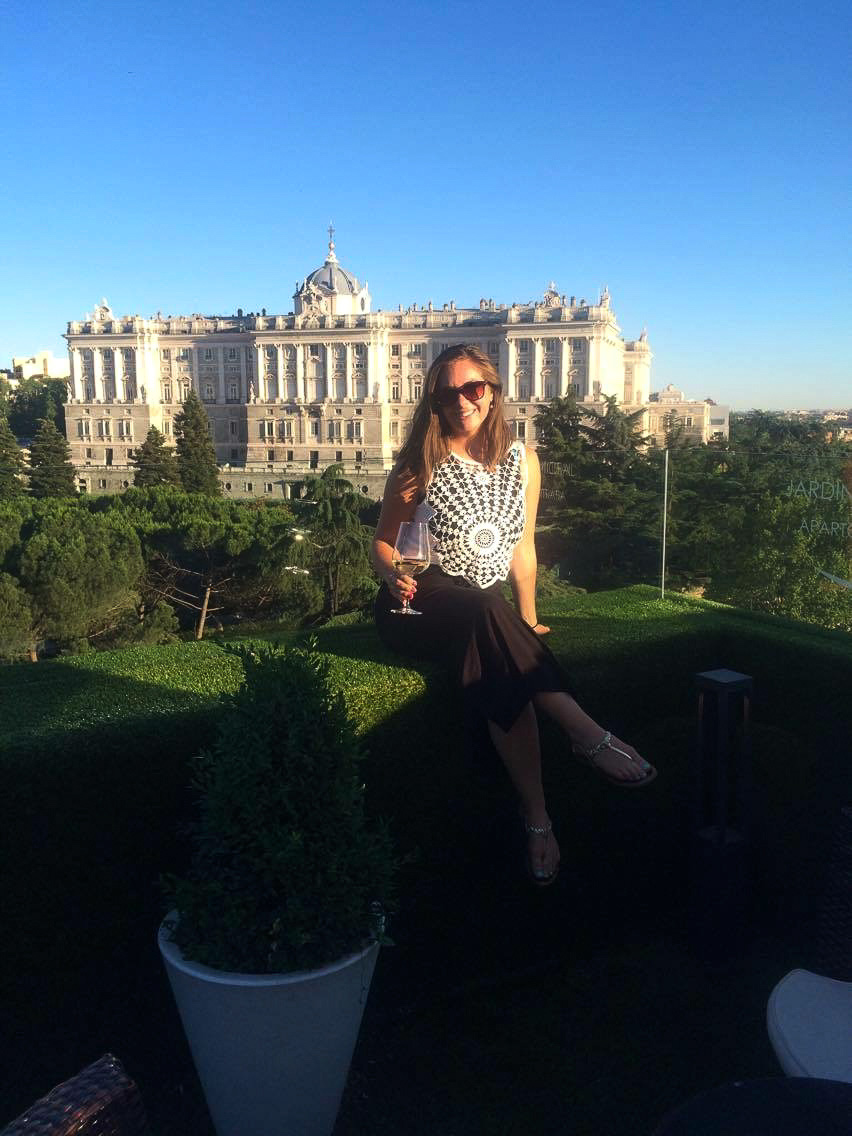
[8,377,68,436]
[579,394,649,476]
[174,391,221,495]
[100,487,298,638]
[12,501,143,658]
[291,464,373,616]
[534,391,583,451]
[0,572,33,660]
[27,418,77,498]
[0,416,26,498]
[130,426,181,488]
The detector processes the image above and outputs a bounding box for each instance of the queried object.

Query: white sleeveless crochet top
[422,442,527,589]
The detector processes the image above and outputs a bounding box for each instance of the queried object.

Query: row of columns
[71,347,140,402]
[70,335,595,406]
[502,337,589,400]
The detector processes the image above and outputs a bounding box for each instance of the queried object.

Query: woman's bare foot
[573,732,656,785]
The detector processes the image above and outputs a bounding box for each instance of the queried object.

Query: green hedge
[2,589,850,977]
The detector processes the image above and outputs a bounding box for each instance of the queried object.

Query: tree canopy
[174,392,220,495]
[7,377,68,437]
[291,464,375,617]
[0,416,26,498]
[27,418,77,498]
[130,426,181,488]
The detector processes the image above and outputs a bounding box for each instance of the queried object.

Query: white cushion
[767,968,852,1082]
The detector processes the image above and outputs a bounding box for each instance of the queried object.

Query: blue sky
[2,0,850,409]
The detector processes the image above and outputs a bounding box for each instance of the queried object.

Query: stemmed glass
[390,521,431,615]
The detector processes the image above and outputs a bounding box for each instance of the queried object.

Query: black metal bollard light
[689,668,754,962]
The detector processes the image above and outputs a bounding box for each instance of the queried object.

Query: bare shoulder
[523,444,541,477]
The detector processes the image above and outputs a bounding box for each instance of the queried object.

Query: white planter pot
[158,914,379,1136]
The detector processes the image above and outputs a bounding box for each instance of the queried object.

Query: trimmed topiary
[164,642,398,974]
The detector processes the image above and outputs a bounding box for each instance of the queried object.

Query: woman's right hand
[386,570,417,605]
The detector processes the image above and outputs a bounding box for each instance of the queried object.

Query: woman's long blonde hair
[396,344,512,490]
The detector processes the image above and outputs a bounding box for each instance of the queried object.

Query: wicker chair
[0,1053,148,1136]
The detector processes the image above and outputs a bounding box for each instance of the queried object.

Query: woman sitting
[372,344,655,886]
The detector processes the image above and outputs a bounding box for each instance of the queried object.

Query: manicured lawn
[2,588,850,1134]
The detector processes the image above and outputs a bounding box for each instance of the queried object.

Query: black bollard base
[688,824,753,963]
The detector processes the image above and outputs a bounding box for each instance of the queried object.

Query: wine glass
[390,521,431,615]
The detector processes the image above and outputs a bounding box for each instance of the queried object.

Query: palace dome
[305,258,361,295]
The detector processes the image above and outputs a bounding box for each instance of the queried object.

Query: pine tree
[0,416,26,497]
[130,426,181,488]
[174,391,221,495]
[27,418,77,498]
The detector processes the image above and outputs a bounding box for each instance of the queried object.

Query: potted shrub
[158,642,397,1136]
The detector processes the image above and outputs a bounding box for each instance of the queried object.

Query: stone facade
[63,237,656,498]
[646,384,730,446]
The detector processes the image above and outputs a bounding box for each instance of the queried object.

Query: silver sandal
[572,731,657,789]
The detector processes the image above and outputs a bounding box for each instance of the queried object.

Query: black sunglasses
[434,380,497,408]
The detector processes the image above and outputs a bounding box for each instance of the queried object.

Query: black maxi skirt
[374,566,573,732]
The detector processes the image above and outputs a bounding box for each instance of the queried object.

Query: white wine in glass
[390,521,431,615]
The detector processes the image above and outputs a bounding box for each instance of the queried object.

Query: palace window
[390,420,399,439]
[410,343,423,356]
[260,420,274,439]
[85,448,93,459]
[267,450,275,462]
[309,451,319,469]
[518,382,530,400]
[264,482,273,493]
[286,450,294,462]
[162,383,172,401]
[123,348,133,360]
[413,382,422,400]
[229,421,237,437]
[309,344,320,357]
[204,383,215,400]
[391,345,400,356]
[310,420,319,437]
[98,420,111,438]
[279,419,292,439]
[244,482,253,492]
[230,448,238,461]
[336,450,343,463]
[78,420,90,438]
[117,420,132,439]
[391,382,400,400]
[228,382,238,401]
[352,421,362,440]
[205,349,213,360]
[515,420,526,440]
[228,348,237,359]
[517,339,530,353]
[163,421,171,436]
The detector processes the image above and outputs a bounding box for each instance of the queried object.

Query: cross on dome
[326,222,337,263]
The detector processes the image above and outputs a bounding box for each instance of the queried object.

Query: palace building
[63,233,655,498]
